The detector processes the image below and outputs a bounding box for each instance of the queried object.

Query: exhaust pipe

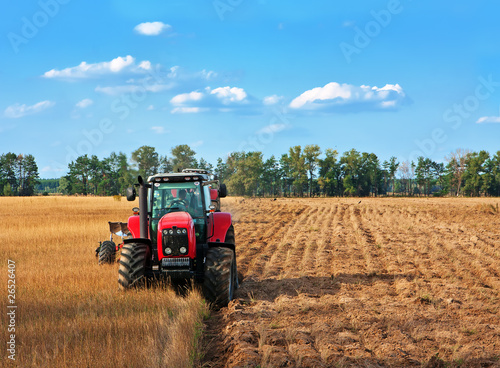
[138,176,149,239]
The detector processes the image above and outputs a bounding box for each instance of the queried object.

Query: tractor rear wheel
[225,225,238,289]
[203,247,235,308]
[118,243,150,289]
[98,240,116,265]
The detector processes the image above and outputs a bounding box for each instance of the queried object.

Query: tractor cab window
[151,182,203,219]
[203,185,212,212]
[150,181,206,243]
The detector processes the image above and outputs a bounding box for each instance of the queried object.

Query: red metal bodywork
[128,209,232,259]
[127,215,141,238]
[210,189,218,201]
[156,212,196,260]
[207,212,232,243]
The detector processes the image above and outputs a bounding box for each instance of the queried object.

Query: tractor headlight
[176,229,181,235]
[182,228,187,234]
[163,230,168,235]
[169,229,174,235]
[179,246,187,254]
[165,247,172,255]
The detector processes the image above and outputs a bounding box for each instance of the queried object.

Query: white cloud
[4,100,55,118]
[171,107,204,114]
[476,116,500,124]
[43,55,152,79]
[138,60,152,70]
[191,140,204,148]
[95,82,173,95]
[171,91,204,105]
[147,105,155,110]
[289,82,408,111]
[151,126,168,134]
[167,66,217,81]
[257,123,287,135]
[263,95,283,105]
[93,66,216,96]
[170,86,253,113]
[134,22,171,36]
[76,98,93,109]
[211,86,247,103]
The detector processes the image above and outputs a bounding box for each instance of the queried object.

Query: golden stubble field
[0,196,208,368]
[1,196,500,368]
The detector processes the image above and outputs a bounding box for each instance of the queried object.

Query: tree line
[2,146,500,197]
[0,153,39,196]
[218,147,500,197]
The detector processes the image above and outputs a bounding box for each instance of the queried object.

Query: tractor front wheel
[98,240,116,265]
[118,243,150,289]
[203,247,235,308]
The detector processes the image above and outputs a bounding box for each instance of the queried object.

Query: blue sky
[1,0,499,178]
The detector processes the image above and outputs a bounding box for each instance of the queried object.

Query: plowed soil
[201,197,500,368]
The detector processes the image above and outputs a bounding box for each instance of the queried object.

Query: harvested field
[203,197,500,367]
[0,197,208,368]
[1,196,499,367]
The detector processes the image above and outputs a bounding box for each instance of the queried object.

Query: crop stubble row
[203,197,500,367]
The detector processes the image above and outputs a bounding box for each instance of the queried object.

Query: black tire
[203,247,235,308]
[98,241,116,265]
[225,225,239,289]
[118,243,150,290]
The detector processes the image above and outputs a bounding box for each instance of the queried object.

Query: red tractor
[119,169,237,307]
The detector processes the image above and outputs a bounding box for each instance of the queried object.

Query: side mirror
[219,184,227,198]
[126,187,136,201]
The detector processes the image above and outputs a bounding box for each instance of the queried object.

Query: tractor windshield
[149,181,207,243]
[150,182,204,219]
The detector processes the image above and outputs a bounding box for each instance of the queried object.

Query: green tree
[58,177,71,194]
[340,149,362,196]
[415,157,435,196]
[288,146,307,196]
[303,144,321,197]
[19,154,39,196]
[131,145,160,178]
[445,148,470,196]
[68,155,92,195]
[363,152,380,196]
[279,153,292,196]
[3,183,12,196]
[318,149,340,196]
[197,158,214,172]
[463,150,489,196]
[388,156,399,196]
[0,153,18,195]
[226,152,264,196]
[171,145,196,172]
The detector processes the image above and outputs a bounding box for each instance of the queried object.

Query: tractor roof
[148,171,211,183]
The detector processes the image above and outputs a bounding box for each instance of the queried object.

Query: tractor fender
[127,215,140,238]
[207,212,232,244]
[127,215,150,239]
[123,238,153,266]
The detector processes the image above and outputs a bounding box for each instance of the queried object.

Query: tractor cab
[119,169,237,307]
[148,172,213,246]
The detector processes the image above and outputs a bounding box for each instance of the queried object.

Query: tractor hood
[157,211,196,260]
[159,211,193,227]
